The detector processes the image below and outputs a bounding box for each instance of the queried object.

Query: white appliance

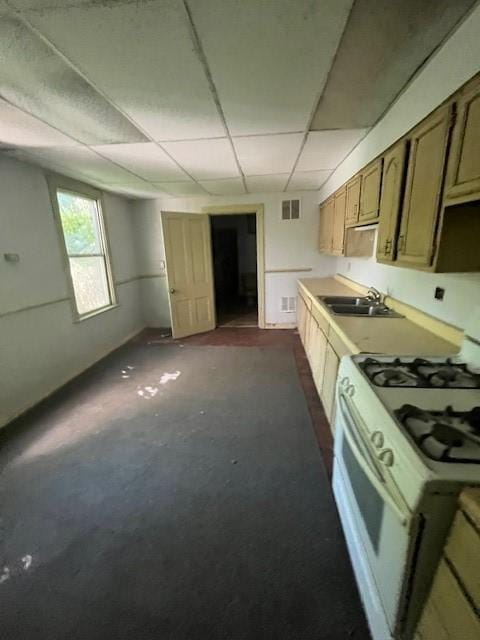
[332,317,480,640]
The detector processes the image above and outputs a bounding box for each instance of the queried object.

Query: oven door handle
[339,394,409,527]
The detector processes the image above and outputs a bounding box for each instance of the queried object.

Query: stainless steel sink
[319,295,371,306]
[318,295,403,318]
[329,304,402,317]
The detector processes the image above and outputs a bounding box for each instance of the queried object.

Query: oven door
[333,391,413,638]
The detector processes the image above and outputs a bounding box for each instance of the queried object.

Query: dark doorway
[210,213,258,327]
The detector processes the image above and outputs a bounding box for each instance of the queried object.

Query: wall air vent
[281,297,296,313]
[281,199,300,220]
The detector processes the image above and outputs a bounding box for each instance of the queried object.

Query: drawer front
[328,326,353,359]
[445,511,480,610]
[311,303,330,337]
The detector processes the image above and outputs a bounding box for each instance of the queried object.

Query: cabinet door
[445,75,480,204]
[359,158,382,223]
[318,197,334,253]
[376,141,408,262]
[297,294,307,345]
[345,175,361,226]
[332,187,346,255]
[397,104,453,267]
[313,326,328,397]
[321,343,340,425]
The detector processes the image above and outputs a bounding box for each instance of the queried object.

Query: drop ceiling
[0,0,476,198]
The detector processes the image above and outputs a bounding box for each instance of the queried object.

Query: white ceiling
[0,0,475,198]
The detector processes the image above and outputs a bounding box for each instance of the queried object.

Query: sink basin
[319,295,370,306]
[329,304,403,318]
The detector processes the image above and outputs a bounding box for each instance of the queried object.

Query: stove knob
[379,449,394,467]
[341,376,350,387]
[371,431,384,448]
[346,384,355,397]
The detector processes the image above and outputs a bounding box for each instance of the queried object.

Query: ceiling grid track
[9,6,215,197]
[182,0,249,194]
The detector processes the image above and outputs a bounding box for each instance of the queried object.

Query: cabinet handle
[397,234,405,252]
[354,204,358,213]
[385,239,392,254]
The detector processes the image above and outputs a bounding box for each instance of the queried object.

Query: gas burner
[395,404,480,463]
[359,357,480,389]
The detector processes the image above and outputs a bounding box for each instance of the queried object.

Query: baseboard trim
[265,322,297,329]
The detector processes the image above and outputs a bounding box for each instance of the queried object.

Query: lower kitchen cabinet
[415,488,480,640]
[320,343,340,425]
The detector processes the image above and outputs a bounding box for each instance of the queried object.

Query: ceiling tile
[12,146,148,184]
[287,170,332,191]
[199,178,246,196]
[162,138,239,180]
[296,130,367,171]
[234,134,303,176]
[92,143,188,182]
[245,174,289,193]
[28,1,225,140]
[0,15,147,145]
[311,0,477,129]
[189,0,353,135]
[155,181,209,197]
[0,98,79,148]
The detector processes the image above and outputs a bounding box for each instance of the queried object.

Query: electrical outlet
[434,287,445,301]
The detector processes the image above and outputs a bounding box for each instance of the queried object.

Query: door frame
[202,203,265,329]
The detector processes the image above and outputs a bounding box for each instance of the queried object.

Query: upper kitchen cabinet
[358,158,383,224]
[444,74,480,205]
[376,140,408,263]
[332,187,346,255]
[345,175,361,227]
[318,196,334,253]
[396,103,453,268]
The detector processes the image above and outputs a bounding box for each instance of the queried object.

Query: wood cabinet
[320,343,340,424]
[297,293,308,346]
[345,175,361,226]
[332,187,346,255]
[397,104,453,268]
[445,74,480,204]
[359,158,382,223]
[318,197,334,253]
[376,140,408,262]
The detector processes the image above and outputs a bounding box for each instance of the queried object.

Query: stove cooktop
[395,405,480,463]
[359,357,480,389]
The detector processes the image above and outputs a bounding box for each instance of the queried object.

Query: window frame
[48,174,118,322]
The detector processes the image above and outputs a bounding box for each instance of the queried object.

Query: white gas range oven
[332,314,480,640]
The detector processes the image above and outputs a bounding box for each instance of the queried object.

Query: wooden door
[162,212,215,339]
[318,197,334,253]
[445,74,480,204]
[321,343,340,426]
[359,158,382,223]
[397,104,453,267]
[345,175,361,226]
[376,141,408,262]
[332,187,346,255]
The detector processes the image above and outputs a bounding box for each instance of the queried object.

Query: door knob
[170,288,176,294]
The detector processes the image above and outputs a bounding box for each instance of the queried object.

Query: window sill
[73,302,119,323]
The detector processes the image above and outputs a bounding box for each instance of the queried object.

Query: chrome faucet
[366,287,382,304]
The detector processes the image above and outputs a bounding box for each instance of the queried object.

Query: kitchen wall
[319,3,480,331]
[0,156,144,428]
[130,191,337,327]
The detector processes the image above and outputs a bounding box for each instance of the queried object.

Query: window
[55,187,116,318]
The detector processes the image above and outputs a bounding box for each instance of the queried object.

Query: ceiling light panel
[92,143,188,182]
[287,170,332,191]
[188,0,353,136]
[154,181,209,197]
[27,0,225,141]
[161,138,239,180]
[234,134,303,176]
[296,130,367,172]
[199,178,246,196]
[14,146,148,184]
[0,98,79,148]
[245,174,289,193]
[0,15,147,145]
